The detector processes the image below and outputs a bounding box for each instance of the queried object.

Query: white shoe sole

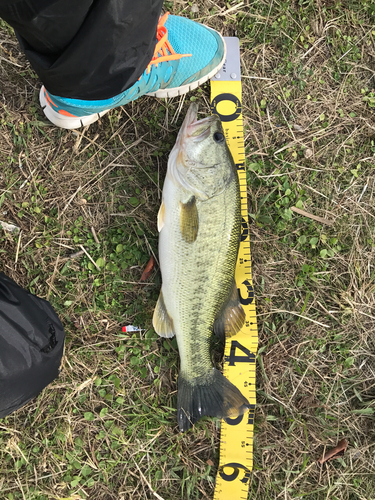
[39,32,227,129]
[39,87,110,130]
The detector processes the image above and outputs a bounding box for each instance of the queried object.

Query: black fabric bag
[0,272,65,418]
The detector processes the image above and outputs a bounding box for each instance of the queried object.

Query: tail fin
[177,368,250,432]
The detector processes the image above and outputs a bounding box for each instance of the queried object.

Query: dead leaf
[140,256,156,281]
[318,438,348,464]
[206,459,214,466]
[0,221,20,234]
[304,148,313,158]
[293,123,305,132]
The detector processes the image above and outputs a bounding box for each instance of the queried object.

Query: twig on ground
[79,245,101,271]
[0,55,22,67]
[58,185,82,220]
[47,254,60,300]
[133,461,166,500]
[91,226,100,244]
[59,249,84,261]
[258,309,330,328]
[14,230,22,264]
[291,206,334,226]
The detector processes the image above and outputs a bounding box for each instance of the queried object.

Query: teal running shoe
[39,12,226,129]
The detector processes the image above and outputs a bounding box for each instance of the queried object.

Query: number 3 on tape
[211,38,258,500]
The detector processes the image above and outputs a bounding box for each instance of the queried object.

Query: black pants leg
[0,0,164,100]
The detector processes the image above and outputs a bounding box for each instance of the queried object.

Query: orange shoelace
[145,12,191,75]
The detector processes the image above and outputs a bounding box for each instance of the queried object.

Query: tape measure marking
[211,37,258,500]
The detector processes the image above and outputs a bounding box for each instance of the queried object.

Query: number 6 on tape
[211,37,258,500]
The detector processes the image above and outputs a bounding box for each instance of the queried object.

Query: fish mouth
[168,103,221,199]
[179,103,217,142]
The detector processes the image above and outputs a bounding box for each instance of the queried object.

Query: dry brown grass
[1,1,375,499]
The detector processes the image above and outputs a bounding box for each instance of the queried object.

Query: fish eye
[213,132,225,144]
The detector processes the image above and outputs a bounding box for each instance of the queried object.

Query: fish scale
[172,185,239,378]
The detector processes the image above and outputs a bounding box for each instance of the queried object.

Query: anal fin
[214,278,245,342]
[152,290,175,338]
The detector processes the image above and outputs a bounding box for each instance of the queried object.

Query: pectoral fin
[214,279,245,342]
[153,290,175,338]
[180,196,198,243]
[157,200,166,232]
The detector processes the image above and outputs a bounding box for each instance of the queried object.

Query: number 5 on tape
[210,37,258,500]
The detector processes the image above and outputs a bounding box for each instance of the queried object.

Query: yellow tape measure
[210,38,258,500]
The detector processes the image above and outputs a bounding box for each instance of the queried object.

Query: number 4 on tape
[210,37,258,500]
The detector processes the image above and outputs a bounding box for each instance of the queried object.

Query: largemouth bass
[153,103,250,432]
